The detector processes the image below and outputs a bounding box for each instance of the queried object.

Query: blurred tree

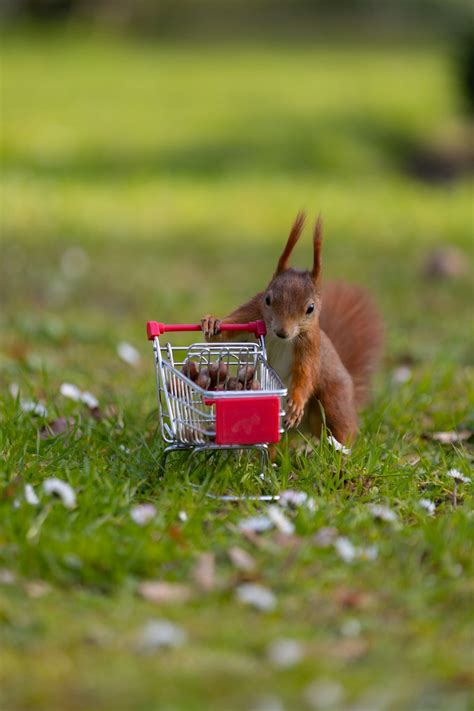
[457,28,474,116]
[1,0,472,40]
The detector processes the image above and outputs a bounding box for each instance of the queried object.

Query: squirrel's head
[263,212,322,341]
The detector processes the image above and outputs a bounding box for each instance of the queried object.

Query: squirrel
[201,212,383,444]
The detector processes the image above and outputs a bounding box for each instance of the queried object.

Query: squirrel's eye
[265,294,271,306]
[306,303,315,315]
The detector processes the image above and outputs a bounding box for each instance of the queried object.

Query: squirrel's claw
[200,316,221,341]
[284,397,305,429]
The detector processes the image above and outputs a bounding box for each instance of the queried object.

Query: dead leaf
[334,588,375,610]
[404,454,421,466]
[430,430,472,444]
[25,581,51,598]
[138,581,191,604]
[88,406,103,421]
[193,553,216,592]
[6,341,30,361]
[167,524,187,547]
[330,637,368,661]
[272,532,302,550]
[423,247,467,279]
[313,527,338,548]
[228,546,256,573]
[1,475,23,501]
[39,417,75,439]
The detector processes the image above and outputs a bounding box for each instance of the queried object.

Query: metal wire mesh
[153,339,286,445]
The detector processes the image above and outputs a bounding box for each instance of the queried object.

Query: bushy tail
[320,281,384,407]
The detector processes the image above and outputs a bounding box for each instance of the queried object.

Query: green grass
[1,26,473,711]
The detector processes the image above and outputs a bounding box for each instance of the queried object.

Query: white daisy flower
[334,537,378,563]
[419,498,436,515]
[447,468,471,484]
[236,583,277,612]
[43,478,76,509]
[20,399,48,417]
[60,382,82,401]
[80,391,99,409]
[238,515,273,533]
[334,536,357,563]
[24,484,39,506]
[327,435,351,455]
[130,503,156,526]
[392,366,412,384]
[368,504,398,523]
[137,619,186,651]
[117,342,141,367]
[60,382,99,409]
[267,505,295,535]
[279,489,315,511]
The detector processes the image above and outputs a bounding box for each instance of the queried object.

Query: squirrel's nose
[275,329,289,339]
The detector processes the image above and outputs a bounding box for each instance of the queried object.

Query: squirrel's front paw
[200,315,221,341]
[284,396,305,429]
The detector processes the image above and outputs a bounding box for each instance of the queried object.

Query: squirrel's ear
[312,214,323,283]
[274,211,306,276]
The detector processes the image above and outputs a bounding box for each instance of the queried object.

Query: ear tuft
[312,214,323,282]
[274,211,306,276]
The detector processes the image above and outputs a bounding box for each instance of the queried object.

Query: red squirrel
[201,213,383,444]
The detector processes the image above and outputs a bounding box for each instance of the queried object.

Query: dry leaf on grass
[330,637,369,661]
[304,679,344,709]
[429,430,472,444]
[192,553,216,592]
[39,417,75,440]
[313,527,338,548]
[422,246,467,279]
[228,546,256,573]
[25,581,51,598]
[267,638,304,668]
[0,569,16,585]
[138,581,191,604]
[405,454,421,467]
[334,588,375,610]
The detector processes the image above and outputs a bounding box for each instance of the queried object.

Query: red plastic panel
[214,396,281,445]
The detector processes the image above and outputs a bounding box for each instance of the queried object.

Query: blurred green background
[1,1,473,367]
[1,3,473,710]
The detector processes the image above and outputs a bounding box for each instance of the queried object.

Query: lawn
[0,26,473,711]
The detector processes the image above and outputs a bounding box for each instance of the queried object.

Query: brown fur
[320,281,383,407]
[275,211,306,276]
[201,213,383,444]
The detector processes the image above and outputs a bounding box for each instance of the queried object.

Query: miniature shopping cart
[146,320,287,478]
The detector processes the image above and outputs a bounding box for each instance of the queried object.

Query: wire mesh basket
[146,320,287,475]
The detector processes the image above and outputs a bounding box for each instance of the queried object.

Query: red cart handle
[146,320,267,340]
